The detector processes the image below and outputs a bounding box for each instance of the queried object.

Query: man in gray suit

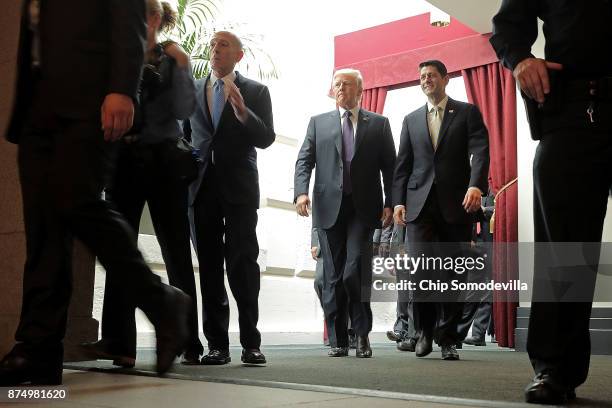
[393,60,489,361]
[295,68,396,358]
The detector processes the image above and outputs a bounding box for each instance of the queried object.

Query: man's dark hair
[419,60,448,77]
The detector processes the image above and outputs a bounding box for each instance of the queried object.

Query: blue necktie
[341,110,354,194]
[211,79,225,129]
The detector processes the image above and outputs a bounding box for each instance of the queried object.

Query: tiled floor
[2,370,521,408]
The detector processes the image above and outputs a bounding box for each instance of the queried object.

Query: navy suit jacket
[392,97,490,224]
[188,72,275,207]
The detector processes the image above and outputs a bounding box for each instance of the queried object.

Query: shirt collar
[427,95,449,113]
[338,105,360,120]
[210,71,237,87]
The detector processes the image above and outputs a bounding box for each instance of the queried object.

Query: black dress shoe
[397,338,416,352]
[0,345,63,386]
[201,349,231,365]
[441,344,460,360]
[463,336,486,346]
[79,339,135,368]
[180,349,202,365]
[415,331,433,357]
[151,286,192,375]
[386,330,401,342]
[328,347,349,357]
[356,336,372,358]
[241,349,266,364]
[524,373,569,405]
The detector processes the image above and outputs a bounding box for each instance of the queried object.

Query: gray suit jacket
[294,109,396,229]
[392,98,489,224]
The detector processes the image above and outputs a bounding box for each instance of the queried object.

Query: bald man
[187,31,275,365]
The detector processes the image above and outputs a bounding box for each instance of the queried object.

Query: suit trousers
[393,300,417,341]
[101,142,203,357]
[15,100,168,354]
[320,195,374,346]
[190,165,261,350]
[527,97,612,389]
[404,189,472,346]
[457,302,492,341]
[314,244,338,347]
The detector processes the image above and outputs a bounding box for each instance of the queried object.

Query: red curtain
[361,87,388,114]
[462,63,518,348]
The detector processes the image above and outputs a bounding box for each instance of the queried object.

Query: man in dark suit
[295,68,396,358]
[188,30,274,365]
[392,60,489,361]
[491,0,612,403]
[0,0,190,385]
[458,191,495,347]
[379,224,418,352]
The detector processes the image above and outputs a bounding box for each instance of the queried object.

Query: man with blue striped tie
[187,30,275,366]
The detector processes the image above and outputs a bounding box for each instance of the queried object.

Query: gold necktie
[430,106,442,149]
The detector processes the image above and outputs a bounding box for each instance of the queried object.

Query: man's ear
[236,50,245,63]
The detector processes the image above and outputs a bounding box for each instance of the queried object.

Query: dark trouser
[457,244,492,341]
[320,195,373,347]
[101,142,202,357]
[393,300,417,341]
[527,96,612,389]
[405,190,472,347]
[15,104,167,360]
[314,236,337,347]
[190,166,261,350]
[457,302,492,341]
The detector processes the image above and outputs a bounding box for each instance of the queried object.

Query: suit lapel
[419,104,435,154]
[196,75,213,130]
[435,98,457,150]
[353,109,370,156]
[329,110,342,158]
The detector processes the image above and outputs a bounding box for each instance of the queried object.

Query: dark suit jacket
[5,0,146,143]
[294,109,396,229]
[188,72,275,208]
[392,98,489,224]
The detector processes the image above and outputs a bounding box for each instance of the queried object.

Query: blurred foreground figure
[491,0,612,404]
[0,0,190,385]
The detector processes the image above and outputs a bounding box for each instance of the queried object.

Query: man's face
[420,65,449,99]
[333,73,362,110]
[210,32,244,76]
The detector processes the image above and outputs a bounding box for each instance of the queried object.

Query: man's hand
[101,93,134,142]
[393,205,406,226]
[163,42,190,68]
[226,80,248,123]
[462,187,482,213]
[381,207,393,228]
[295,194,311,217]
[513,58,563,104]
[311,246,319,261]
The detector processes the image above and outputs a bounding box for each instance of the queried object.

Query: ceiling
[426,0,502,33]
[426,0,545,57]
